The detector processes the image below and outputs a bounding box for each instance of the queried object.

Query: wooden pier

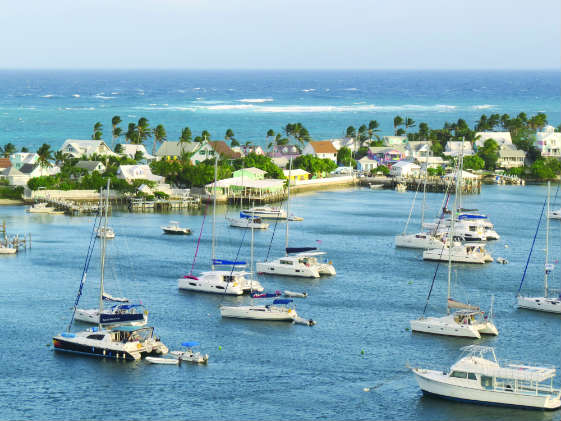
[128,196,201,211]
[1,220,31,252]
[360,176,481,194]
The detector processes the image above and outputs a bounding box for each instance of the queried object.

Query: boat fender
[145,343,153,353]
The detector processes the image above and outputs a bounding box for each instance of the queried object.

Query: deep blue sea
[0,70,559,151]
[1,185,560,420]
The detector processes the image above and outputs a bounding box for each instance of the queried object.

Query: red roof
[310,141,337,154]
[210,141,241,159]
[0,158,12,169]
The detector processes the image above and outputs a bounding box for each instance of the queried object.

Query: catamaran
[517,182,561,313]
[411,345,561,410]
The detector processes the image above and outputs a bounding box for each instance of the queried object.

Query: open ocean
[0,70,560,420]
[0,70,559,150]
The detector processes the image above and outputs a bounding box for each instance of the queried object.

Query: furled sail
[447,298,479,310]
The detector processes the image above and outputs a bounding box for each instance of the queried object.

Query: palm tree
[0,142,16,158]
[136,117,150,145]
[125,123,137,144]
[54,150,69,166]
[36,143,54,170]
[152,124,167,155]
[201,130,211,142]
[111,116,122,149]
[92,122,103,140]
[368,120,380,141]
[405,117,416,132]
[225,128,235,146]
[179,127,192,143]
[393,116,404,135]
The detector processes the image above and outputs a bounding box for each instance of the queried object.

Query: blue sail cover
[273,299,293,305]
[213,259,246,266]
[459,214,487,220]
[181,341,200,347]
[286,247,317,254]
[110,304,143,310]
[252,293,279,298]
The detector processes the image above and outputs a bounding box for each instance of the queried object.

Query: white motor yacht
[423,242,491,264]
[227,216,269,230]
[411,345,561,410]
[97,227,115,239]
[395,232,445,249]
[411,310,498,339]
[240,206,287,220]
[27,202,55,213]
[161,221,191,235]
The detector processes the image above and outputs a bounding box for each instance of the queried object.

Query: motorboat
[423,242,492,264]
[220,299,298,322]
[227,216,269,230]
[178,270,263,295]
[27,202,55,213]
[97,227,115,239]
[256,250,335,278]
[161,221,191,235]
[240,206,287,220]
[517,182,561,314]
[74,302,148,326]
[549,209,561,220]
[369,183,383,189]
[411,345,561,410]
[170,341,209,364]
[411,310,498,339]
[395,232,445,249]
[395,183,407,192]
[53,325,168,361]
[0,244,17,254]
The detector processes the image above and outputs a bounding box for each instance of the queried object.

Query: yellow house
[283,168,310,182]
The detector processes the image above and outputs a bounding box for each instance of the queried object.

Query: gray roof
[75,161,104,171]
[156,141,199,157]
[19,163,37,174]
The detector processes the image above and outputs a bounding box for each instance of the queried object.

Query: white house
[116,165,165,184]
[239,144,265,156]
[406,141,432,160]
[9,152,38,170]
[497,145,526,168]
[156,141,216,164]
[6,167,28,186]
[475,132,512,149]
[535,125,561,158]
[357,156,378,173]
[389,161,421,177]
[302,141,338,162]
[75,161,106,174]
[415,156,446,169]
[382,136,408,146]
[330,138,360,152]
[119,144,156,161]
[59,139,116,158]
[10,163,61,186]
[444,141,475,157]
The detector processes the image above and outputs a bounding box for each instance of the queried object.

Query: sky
[0,0,559,70]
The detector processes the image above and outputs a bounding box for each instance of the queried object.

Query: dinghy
[170,342,209,364]
[146,356,179,365]
[284,290,308,298]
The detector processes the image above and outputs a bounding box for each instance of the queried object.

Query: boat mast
[285,157,292,255]
[545,181,550,297]
[447,147,462,313]
[420,162,428,230]
[98,179,110,330]
[211,153,218,270]
[250,200,255,291]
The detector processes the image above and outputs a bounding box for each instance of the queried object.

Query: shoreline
[0,199,24,205]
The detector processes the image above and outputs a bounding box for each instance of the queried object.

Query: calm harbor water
[1,184,560,420]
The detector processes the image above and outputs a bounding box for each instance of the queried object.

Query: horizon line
[0,67,559,72]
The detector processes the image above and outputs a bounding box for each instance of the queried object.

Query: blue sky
[1,0,559,69]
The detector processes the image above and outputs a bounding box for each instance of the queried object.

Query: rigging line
[517,195,548,295]
[68,211,102,331]
[402,177,422,235]
[190,202,209,276]
[265,214,282,262]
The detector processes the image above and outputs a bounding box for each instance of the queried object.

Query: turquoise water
[0,70,559,151]
[1,184,560,420]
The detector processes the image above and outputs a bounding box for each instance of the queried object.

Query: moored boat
[161,221,191,235]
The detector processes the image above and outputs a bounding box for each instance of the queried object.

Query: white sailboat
[178,155,263,295]
[517,182,561,313]
[411,158,498,339]
[227,163,270,230]
[411,345,561,410]
[256,158,335,278]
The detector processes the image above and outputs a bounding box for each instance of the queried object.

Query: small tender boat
[161,221,191,235]
[369,183,383,189]
[411,345,561,410]
[97,227,115,239]
[240,206,287,220]
[284,290,308,298]
[395,183,407,192]
[549,209,561,219]
[0,244,17,254]
[170,341,209,364]
[146,356,179,365]
[227,216,269,230]
[27,202,55,213]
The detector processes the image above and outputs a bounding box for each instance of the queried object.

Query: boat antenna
[98,179,110,330]
[285,157,292,255]
[211,153,218,270]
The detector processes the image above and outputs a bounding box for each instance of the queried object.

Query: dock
[1,221,31,252]
[360,176,481,194]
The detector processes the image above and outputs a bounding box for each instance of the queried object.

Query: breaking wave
[238,98,274,103]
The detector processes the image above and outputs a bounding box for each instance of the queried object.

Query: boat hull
[413,369,561,410]
[0,247,17,254]
[256,261,320,278]
[422,250,486,264]
[177,278,244,295]
[410,317,481,338]
[395,234,444,249]
[220,305,296,321]
[74,309,148,326]
[52,337,139,360]
[517,295,561,314]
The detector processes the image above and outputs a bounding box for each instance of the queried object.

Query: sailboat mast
[98,179,110,329]
[250,201,255,289]
[211,154,218,270]
[447,150,462,313]
[285,157,292,255]
[545,181,550,297]
[420,163,428,230]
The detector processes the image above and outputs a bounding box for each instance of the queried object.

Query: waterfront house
[330,138,359,152]
[9,152,38,170]
[443,141,475,157]
[497,145,526,168]
[156,141,215,164]
[356,156,378,173]
[382,136,408,147]
[535,125,561,158]
[406,141,432,160]
[474,132,513,149]
[302,141,338,162]
[415,156,446,169]
[116,164,165,184]
[389,161,421,177]
[268,144,301,160]
[271,157,289,168]
[6,167,28,186]
[233,167,266,180]
[205,177,285,199]
[0,158,11,172]
[75,161,106,174]
[367,146,407,166]
[209,141,242,159]
[118,144,156,161]
[239,144,265,156]
[59,139,115,159]
[283,168,310,182]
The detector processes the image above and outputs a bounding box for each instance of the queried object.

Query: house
[233,167,266,180]
[271,157,289,168]
[156,141,216,164]
[283,169,310,182]
[356,156,378,173]
[444,141,475,157]
[209,141,242,159]
[415,156,446,169]
[535,125,561,158]
[118,144,156,161]
[328,138,361,152]
[6,167,28,186]
[302,141,338,162]
[9,152,38,170]
[239,144,265,156]
[205,177,285,198]
[475,132,512,149]
[116,165,165,184]
[406,141,432,160]
[389,161,421,178]
[268,144,301,159]
[497,145,526,168]
[75,161,106,174]
[59,139,115,158]
[367,146,407,166]
[11,163,61,186]
[382,136,408,147]
[0,158,13,180]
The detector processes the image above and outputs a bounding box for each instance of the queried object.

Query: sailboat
[227,163,270,229]
[410,160,498,339]
[395,165,446,249]
[517,182,561,313]
[178,155,264,295]
[255,158,335,278]
[53,181,168,360]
